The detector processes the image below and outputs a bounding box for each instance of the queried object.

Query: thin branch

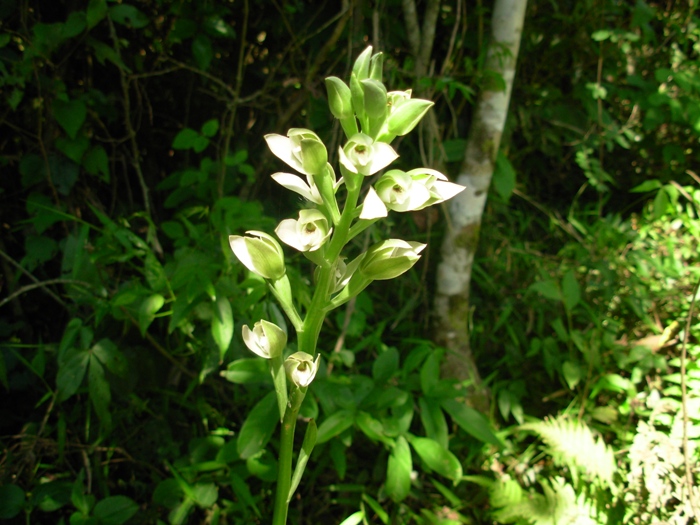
[0,248,67,309]
[401,0,422,58]
[0,279,91,309]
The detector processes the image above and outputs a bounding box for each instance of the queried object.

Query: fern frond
[490,477,602,525]
[521,417,616,487]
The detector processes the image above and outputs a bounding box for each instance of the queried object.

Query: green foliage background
[1,0,699,524]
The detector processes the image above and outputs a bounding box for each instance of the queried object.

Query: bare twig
[0,279,91,309]
[0,248,67,309]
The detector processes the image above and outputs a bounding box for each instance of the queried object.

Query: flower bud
[339,133,398,177]
[229,231,286,280]
[275,209,332,252]
[285,352,321,388]
[359,239,426,280]
[352,46,373,80]
[242,320,287,359]
[387,98,434,137]
[369,51,384,81]
[265,128,328,176]
[325,76,353,119]
[361,78,388,120]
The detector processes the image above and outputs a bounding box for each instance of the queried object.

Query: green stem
[272,387,305,525]
[297,182,362,356]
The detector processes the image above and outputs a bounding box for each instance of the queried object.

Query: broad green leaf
[108,4,149,28]
[419,397,449,449]
[230,473,261,517]
[192,34,213,71]
[138,294,165,335]
[144,251,167,291]
[372,346,399,384]
[86,0,108,29]
[246,450,277,482]
[56,135,89,164]
[56,347,90,402]
[63,11,86,38]
[200,119,219,137]
[493,151,516,201]
[591,29,610,41]
[407,435,462,481]
[87,38,131,72]
[89,356,111,427]
[561,269,580,311]
[172,128,200,150]
[30,481,73,512]
[83,145,109,181]
[211,297,233,360]
[92,339,127,376]
[0,484,25,519]
[355,411,392,446]
[316,409,355,444]
[420,349,441,395]
[237,391,278,459]
[191,482,217,508]
[385,436,412,502]
[92,496,138,525]
[529,279,562,302]
[441,398,502,445]
[53,99,86,139]
[562,360,582,389]
[221,358,270,384]
[288,419,317,501]
[71,470,92,515]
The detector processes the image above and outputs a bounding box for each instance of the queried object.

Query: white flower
[405,168,466,209]
[229,231,286,280]
[359,186,388,219]
[271,172,324,204]
[242,320,287,359]
[275,209,332,252]
[284,352,321,388]
[339,133,398,176]
[374,169,432,212]
[265,128,328,176]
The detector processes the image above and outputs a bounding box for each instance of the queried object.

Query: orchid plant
[227,47,465,525]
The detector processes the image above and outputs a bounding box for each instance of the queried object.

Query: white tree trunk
[435,0,528,407]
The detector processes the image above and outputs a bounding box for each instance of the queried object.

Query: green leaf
[92,339,127,376]
[172,128,200,150]
[86,0,108,29]
[316,409,355,444]
[529,279,562,302]
[591,29,611,41]
[493,151,516,201]
[192,34,213,71]
[355,411,392,446]
[92,496,138,525]
[56,135,90,164]
[562,360,582,390]
[108,4,149,28]
[419,397,449,449]
[0,484,25,519]
[372,346,398,383]
[83,145,110,182]
[191,482,218,508]
[89,356,111,427]
[407,435,462,481]
[30,481,72,512]
[237,391,279,459]
[288,419,317,501]
[339,512,365,525]
[53,98,86,139]
[200,118,219,137]
[220,358,270,384]
[87,38,131,72]
[420,349,441,395]
[211,297,233,360]
[56,347,90,402]
[441,398,502,445]
[63,11,86,38]
[144,251,167,291]
[385,436,412,502]
[561,269,580,311]
[138,294,165,335]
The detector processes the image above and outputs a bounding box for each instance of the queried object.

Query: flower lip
[339,133,398,176]
[275,209,332,252]
[284,351,321,388]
